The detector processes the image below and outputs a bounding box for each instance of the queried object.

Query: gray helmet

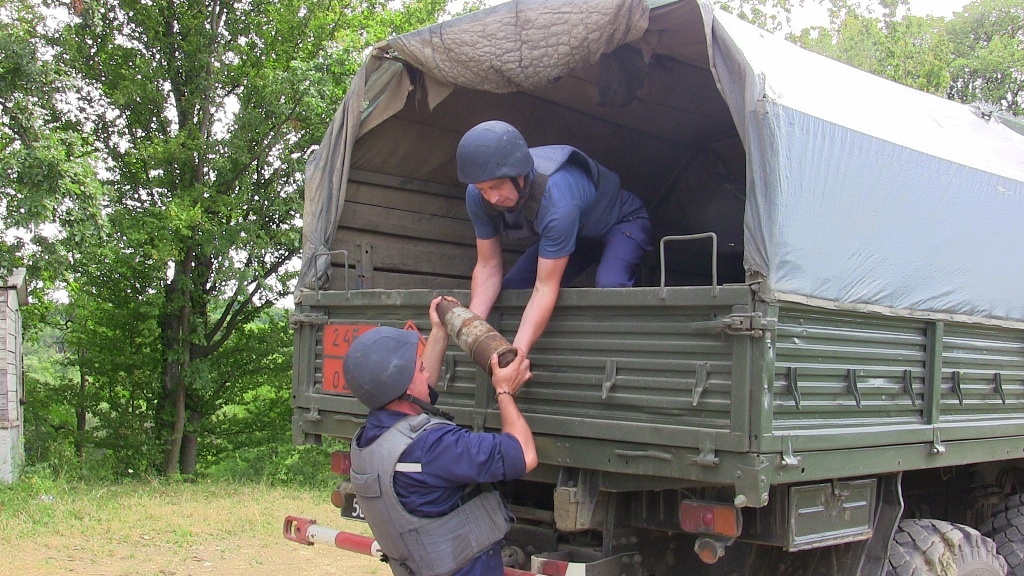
[456,121,534,184]
[342,327,418,410]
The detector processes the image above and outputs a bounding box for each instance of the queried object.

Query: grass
[0,475,380,576]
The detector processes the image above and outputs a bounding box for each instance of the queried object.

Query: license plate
[341,492,367,522]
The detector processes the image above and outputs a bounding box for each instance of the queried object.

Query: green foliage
[0,470,71,537]
[45,0,449,476]
[61,245,166,477]
[21,297,163,481]
[202,441,344,487]
[715,0,799,33]
[946,0,1024,114]
[20,303,341,484]
[790,6,952,96]
[788,0,1023,113]
[6,0,450,479]
[21,327,80,467]
[0,0,105,281]
[196,308,343,487]
[883,15,954,93]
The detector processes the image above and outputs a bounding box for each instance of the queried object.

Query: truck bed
[292,285,1024,500]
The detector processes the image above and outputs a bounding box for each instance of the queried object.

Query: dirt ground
[0,522,385,576]
[0,517,385,576]
[0,483,387,576]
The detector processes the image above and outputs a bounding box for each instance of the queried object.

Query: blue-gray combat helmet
[342,327,418,410]
[456,121,534,184]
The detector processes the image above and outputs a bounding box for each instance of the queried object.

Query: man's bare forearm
[513,287,557,357]
[469,264,502,319]
[497,392,537,472]
[423,299,450,388]
[491,351,537,472]
[470,237,504,319]
[512,255,568,356]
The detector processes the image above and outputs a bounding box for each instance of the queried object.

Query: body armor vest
[350,413,513,576]
[489,145,623,239]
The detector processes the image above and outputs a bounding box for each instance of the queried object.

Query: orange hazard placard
[322,324,374,394]
[321,323,426,395]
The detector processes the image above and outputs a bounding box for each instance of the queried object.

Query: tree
[197,308,302,481]
[789,0,1022,110]
[22,321,83,469]
[946,0,1024,114]
[715,0,800,32]
[790,5,890,74]
[790,5,952,96]
[36,0,450,476]
[61,236,166,475]
[0,0,104,283]
[882,14,954,93]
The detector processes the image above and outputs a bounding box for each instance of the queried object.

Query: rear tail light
[330,450,352,475]
[678,501,742,538]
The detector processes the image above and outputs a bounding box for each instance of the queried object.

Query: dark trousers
[502,215,652,289]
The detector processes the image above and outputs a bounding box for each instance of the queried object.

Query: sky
[450,1,975,30]
[914,0,971,16]
[790,0,971,30]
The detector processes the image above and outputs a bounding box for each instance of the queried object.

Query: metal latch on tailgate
[722,313,775,337]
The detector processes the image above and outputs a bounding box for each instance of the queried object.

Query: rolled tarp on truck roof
[298,0,1024,327]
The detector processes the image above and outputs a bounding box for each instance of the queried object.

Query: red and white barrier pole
[283,516,382,558]
[283,516,546,576]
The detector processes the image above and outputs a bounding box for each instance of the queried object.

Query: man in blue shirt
[345,296,535,576]
[458,121,652,357]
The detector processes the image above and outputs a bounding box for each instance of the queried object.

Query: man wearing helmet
[457,121,652,356]
[345,296,535,576]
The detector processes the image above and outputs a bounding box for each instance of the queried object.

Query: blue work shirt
[467,162,648,259]
[359,408,527,576]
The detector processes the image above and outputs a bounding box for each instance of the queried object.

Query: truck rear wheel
[980,495,1024,575]
[886,519,1006,576]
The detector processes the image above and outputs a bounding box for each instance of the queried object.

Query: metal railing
[659,232,719,299]
[313,249,350,298]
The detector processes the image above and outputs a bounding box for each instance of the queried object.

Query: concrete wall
[1,270,26,484]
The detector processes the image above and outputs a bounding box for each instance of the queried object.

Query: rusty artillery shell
[437,299,517,373]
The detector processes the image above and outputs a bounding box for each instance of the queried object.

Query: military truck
[286,0,1024,574]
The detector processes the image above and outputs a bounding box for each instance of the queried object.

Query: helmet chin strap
[510,175,524,195]
[499,174,530,213]
[401,393,454,422]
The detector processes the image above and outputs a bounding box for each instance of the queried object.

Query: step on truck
[285,0,1024,574]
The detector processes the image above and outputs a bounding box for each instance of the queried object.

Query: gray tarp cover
[298,0,650,296]
[300,0,1024,327]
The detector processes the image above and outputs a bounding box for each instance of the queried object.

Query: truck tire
[886,519,1006,576]
[980,495,1024,575]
